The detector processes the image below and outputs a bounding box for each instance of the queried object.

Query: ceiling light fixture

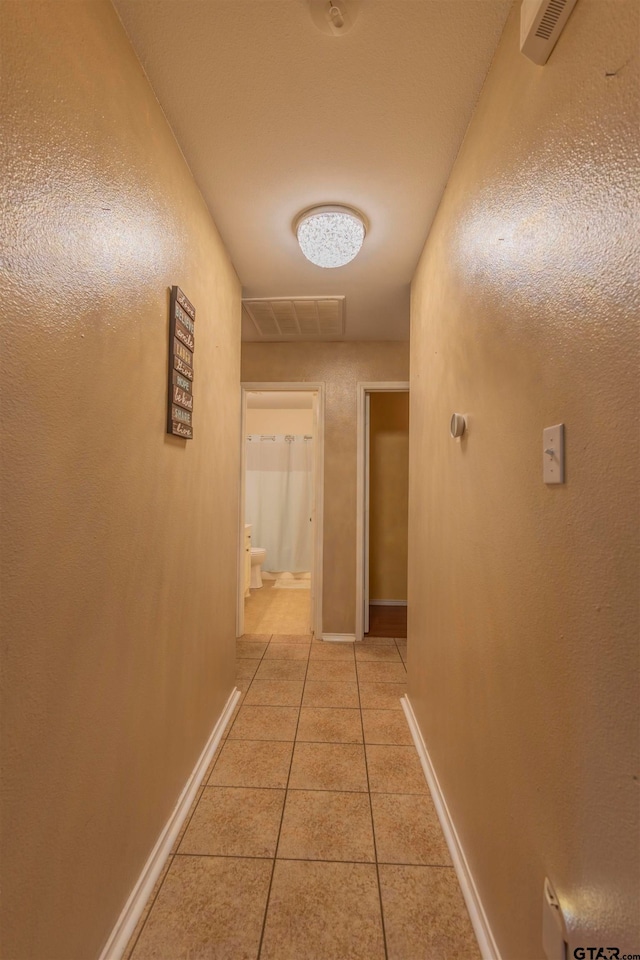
[294,204,368,269]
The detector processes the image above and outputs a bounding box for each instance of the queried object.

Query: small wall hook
[450,413,466,439]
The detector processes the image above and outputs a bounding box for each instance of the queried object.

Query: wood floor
[365,605,407,639]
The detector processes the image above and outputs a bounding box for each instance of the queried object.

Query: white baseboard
[99,687,241,960]
[321,632,356,643]
[401,696,502,960]
[369,599,407,607]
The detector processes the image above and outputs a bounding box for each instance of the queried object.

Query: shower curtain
[245,434,314,573]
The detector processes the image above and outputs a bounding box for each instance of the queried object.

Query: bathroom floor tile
[236,640,268,660]
[277,790,375,862]
[309,641,355,661]
[263,643,310,661]
[366,744,428,794]
[255,659,307,681]
[358,681,406,710]
[302,680,360,709]
[360,635,397,645]
[130,855,271,960]
[371,793,452,866]
[228,705,299,741]
[243,679,304,707]
[289,742,368,792]
[355,644,402,663]
[305,659,357,682]
[379,864,481,960]
[361,709,413,745]
[260,860,385,960]
[296,707,363,744]
[178,786,285,858]
[207,739,294,789]
[356,661,407,683]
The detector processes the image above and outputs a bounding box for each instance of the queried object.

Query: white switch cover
[543,424,564,484]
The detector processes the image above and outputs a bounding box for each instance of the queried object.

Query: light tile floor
[244,582,311,635]
[126,634,480,960]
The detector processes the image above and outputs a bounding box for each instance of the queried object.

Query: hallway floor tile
[126,634,480,960]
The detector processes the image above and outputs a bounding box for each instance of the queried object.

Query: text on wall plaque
[168,286,195,439]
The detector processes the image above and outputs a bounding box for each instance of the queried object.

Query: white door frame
[237,382,325,639]
[355,381,410,642]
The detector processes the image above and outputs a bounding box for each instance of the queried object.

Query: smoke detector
[520,0,579,64]
[309,0,362,36]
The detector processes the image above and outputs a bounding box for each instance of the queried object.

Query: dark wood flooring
[365,604,407,638]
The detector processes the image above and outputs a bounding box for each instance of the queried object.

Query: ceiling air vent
[520,0,578,65]
[242,296,345,340]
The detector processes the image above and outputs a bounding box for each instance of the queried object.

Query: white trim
[321,632,356,643]
[355,382,410,641]
[238,382,325,639]
[370,599,407,607]
[400,696,502,960]
[99,688,241,960]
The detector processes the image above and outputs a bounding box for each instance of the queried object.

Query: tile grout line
[255,635,311,960]
[356,651,390,960]
[172,850,455,868]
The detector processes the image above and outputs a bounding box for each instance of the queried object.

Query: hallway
[3,2,638,957]
[123,634,479,960]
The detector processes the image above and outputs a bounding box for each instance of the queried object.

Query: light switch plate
[543,424,564,484]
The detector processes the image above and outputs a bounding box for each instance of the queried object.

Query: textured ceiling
[114,0,511,340]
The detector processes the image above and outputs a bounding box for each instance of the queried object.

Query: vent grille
[243,297,346,340]
[520,0,578,65]
[535,0,567,39]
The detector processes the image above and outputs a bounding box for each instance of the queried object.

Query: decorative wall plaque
[168,286,195,438]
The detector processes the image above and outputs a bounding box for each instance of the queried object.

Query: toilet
[250,547,266,589]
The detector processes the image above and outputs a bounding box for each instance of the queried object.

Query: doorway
[355,382,410,642]
[237,383,324,638]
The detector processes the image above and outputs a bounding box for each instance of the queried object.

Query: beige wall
[246,407,314,435]
[409,3,639,958]
[369,392,409,602]
[0,4,241,959]
[241,343,409,633]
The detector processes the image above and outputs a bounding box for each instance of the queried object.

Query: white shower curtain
[245,435,314,573]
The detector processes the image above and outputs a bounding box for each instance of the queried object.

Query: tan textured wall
[0,4,241,959]
[242,343,409,633]
[369,392,409,602]
[246,408,314,435]
[409,3,639,958]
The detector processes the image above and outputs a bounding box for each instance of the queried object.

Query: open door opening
[237,383,324,639]
[356,382,410,642]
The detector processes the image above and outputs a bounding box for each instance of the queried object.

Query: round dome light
[295,204,367,268]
